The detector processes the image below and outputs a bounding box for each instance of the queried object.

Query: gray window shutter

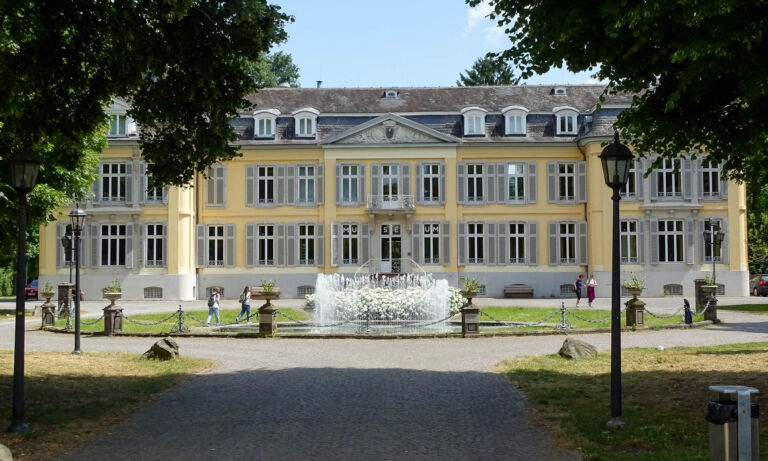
[547,162,557,203]
[316,164,324,204]
[683,158,692,200]
[720,174,728,200]
[162,187,169,204]
[78,225,86,265]
[457,163,466,205]
[484,163,496,203]
[650,219,659,264]
[458,221,466,266]
[496,163,506,203]
[527,162,537,204]
[335,164,341,205]
[92,166,101,204]
[316,223,325,266]
[486,222,497,265]
[371,163,380,197]
[91,223,100,268]
[696,158,704,199]
[439,163,446,205]
[125,222,134,268]
[528,221,538,266]
[685,217,695,264]
[225,224,235,267]
[218,165,226,206]
[245,223,255,267]
[401,163,410,196]
[56,223,64,268]
[196,224,206,268]
[139,162,147,204]
[635,160,644,199]
[649,158,658,200]
[207,169,215,206]
[498,221,508,265]
[276,223,286,266]
[576,161,587,203]
[286,165,296,206]
[331,222,339,267]
[276,165,286,205]
[577,221,588,265]
[360,222,369,264]
[720,217,729,264]
[286,223,296,266]
[637,220,645,265]
[358,164,366,205]
[548,221,558,266]
[137,223,145,267]
[415,163,424,203]
[125,161,134,205]
[697,219,706,264]
[162,222,168,267]
[412,222,421,264]
[441,221,450,265]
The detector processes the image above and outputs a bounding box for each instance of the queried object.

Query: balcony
[366,195,415,214]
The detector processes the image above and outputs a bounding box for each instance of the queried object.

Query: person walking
[586,274,598,307]
[205,288,221,326]
[574,274,584,307]
[236,285,252,324]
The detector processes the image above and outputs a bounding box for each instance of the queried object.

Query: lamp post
[8,151,41,433]
[69,205,87,355]
[704,219,724,284]
[599,131,634,429]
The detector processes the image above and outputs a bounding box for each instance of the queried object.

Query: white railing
[366,195,415,211]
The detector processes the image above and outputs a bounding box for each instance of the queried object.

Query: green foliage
[248,51,301,87]
[461,277,482,293]
[457,56,521,86]
[260,279,276,292]
[0,267,13,297]
[473,0,768,185]
[621,272,646,289]
[104,278,121,294]
[747,184,768,274]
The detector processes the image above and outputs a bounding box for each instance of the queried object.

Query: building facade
[38,85,748,300]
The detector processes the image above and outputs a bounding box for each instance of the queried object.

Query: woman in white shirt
[587,274,598,307]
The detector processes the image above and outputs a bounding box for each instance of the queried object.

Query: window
[292,108,318,138]
[467,223,484,264]
[341,165,359,204]
[101,163,126,202]
[254,109,279,138]
[297,118,314,136]
[663,284,683,296]
[423,223,441,264]
[558,163,575,201]
[257,225,275,265]
[141,163,163,203]
[508,223,526,264]
[381,164,399,198]
[341,224,359,265]
[101,224,126,266]
[461,108,487,136]
[206,165,226,206]
[385,90,397,98]
[257,166,275,204]
[145,224,165,267]
[507,163,525,202]
[143,287,162,299]
[657,219,684,262]
[208,225,225,266]
[559,222,576,264]
[298,166,315,204]
[206,286,224,298]
[620,162,637,198]
[297,285,315,296]
[502,107,528,135]
[656,159,682,197]
[422,164,440,202]
[701,158,720,198]
[467,164,483,202]
[108,115,126,136]
[298,224,316,265]
[703,219,723,263]
[257,118,274,137]
[620,220,638,263]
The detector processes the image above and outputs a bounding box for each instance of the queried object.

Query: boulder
[558,337,598,359]
[141,337,180,361]
[0,443,12,461]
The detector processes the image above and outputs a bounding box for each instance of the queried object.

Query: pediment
[322,113,458,145]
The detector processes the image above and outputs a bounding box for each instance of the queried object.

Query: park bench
[503,284,534,298]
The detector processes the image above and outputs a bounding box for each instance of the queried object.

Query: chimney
[316,80,322,88]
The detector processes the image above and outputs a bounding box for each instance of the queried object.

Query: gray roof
[243,85,631,115]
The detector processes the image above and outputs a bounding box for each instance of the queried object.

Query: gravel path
[1,299,767,460]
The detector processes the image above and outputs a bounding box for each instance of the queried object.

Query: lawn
[480,306,703,330]
[497,342,768,460]
[53,308,310,334]
[0,350,212,460]
[718,304,768,314]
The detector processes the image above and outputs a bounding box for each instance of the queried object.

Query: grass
[0,350,212,460]
[718,304,768,314]
[0,309,35,321]
[497,342,768,460]
[480,306,703,330]
[53,308,310,333]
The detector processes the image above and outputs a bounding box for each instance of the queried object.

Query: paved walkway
[1,297,767,460]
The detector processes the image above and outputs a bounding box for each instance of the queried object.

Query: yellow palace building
[38,85,748,300]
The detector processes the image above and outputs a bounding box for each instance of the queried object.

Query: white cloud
[463,2,494,35]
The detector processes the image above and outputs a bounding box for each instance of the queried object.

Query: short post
[258,292,279,337]
[41,299,56,328]
[555,301,571,331]
[701,285,719,323]
[170,305,188,334]
[460,291,479,337]
[57,282,73,317]
[102,296,123,335]
[625,296,645,328]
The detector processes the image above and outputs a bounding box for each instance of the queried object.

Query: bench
[503,284,534,298]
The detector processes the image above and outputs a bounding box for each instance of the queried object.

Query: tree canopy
[457,56,521,87]
[471,0,768,184]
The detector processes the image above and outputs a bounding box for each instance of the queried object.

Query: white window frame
[703,219,723,263]
[657,219,684,263]
[558,222,576,264]
[340,165,359,204]
[467,222,484,264]
[701,158,721,198]
[101,224,126,266]
[501,106,528,135]
[620,220,639,264]
[508,222,526,264]
[558,163,576,201]
[298,224,316,265]
[256,224,275,266]
[657,158,682,198]
[254,109,280,138]
[422,222,441,264]
[422,163,441,202]
[554,107,578,135]
[257,166,275,204]
[145,223,165,267]
[142,165,163,203]
[341,223,360,265]
[507,163,526,202]
[101,162,127,203]
[293,108,319,138]
[108,114,127,137]
[208,225,226,266]
[297,165,316,204]
[620,162,638,199]
[467,163,484,202]
[461,107,487,136]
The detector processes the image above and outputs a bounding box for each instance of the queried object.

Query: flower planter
[40,291,55,302]
[460,290,478,307]
[701,285,718,296]
[104,292,122,307]
[626,287,643,299]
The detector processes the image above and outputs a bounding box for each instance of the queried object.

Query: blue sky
[275,0,598,88]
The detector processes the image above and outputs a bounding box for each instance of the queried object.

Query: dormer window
[553,87,567,95]
[501,106,529,136]
[461,107,487,136]
[254,109,280,138]
[292,107,319,138]
[109,115,126,136]
[553,106,579,135]
[385,90,398,99]
[107,99,137,137]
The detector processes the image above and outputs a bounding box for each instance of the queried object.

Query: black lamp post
[704,219,724,284]
[69,205,86,355]
[8,151,41,433]
[599,131,634,429]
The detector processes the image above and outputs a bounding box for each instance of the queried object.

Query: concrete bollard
[625,297,646,328]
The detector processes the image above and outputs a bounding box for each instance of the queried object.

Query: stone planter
[460,290,478,307]
[258,290,280,337]
[104,292,122,307]
[626,287,643,299]
[40,291,55,302]
[701,285,717,296]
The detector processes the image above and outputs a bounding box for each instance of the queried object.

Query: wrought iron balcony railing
[366,195,415,212]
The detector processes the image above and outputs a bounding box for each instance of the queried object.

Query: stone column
[103,294,124,335]
[625,297,645,328]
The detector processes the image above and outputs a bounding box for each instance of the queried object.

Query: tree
[248,51,301,88]
[457,56,521,86]
[471,0,768,184]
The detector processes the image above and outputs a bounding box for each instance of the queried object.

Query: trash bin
[706,385,759,461]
